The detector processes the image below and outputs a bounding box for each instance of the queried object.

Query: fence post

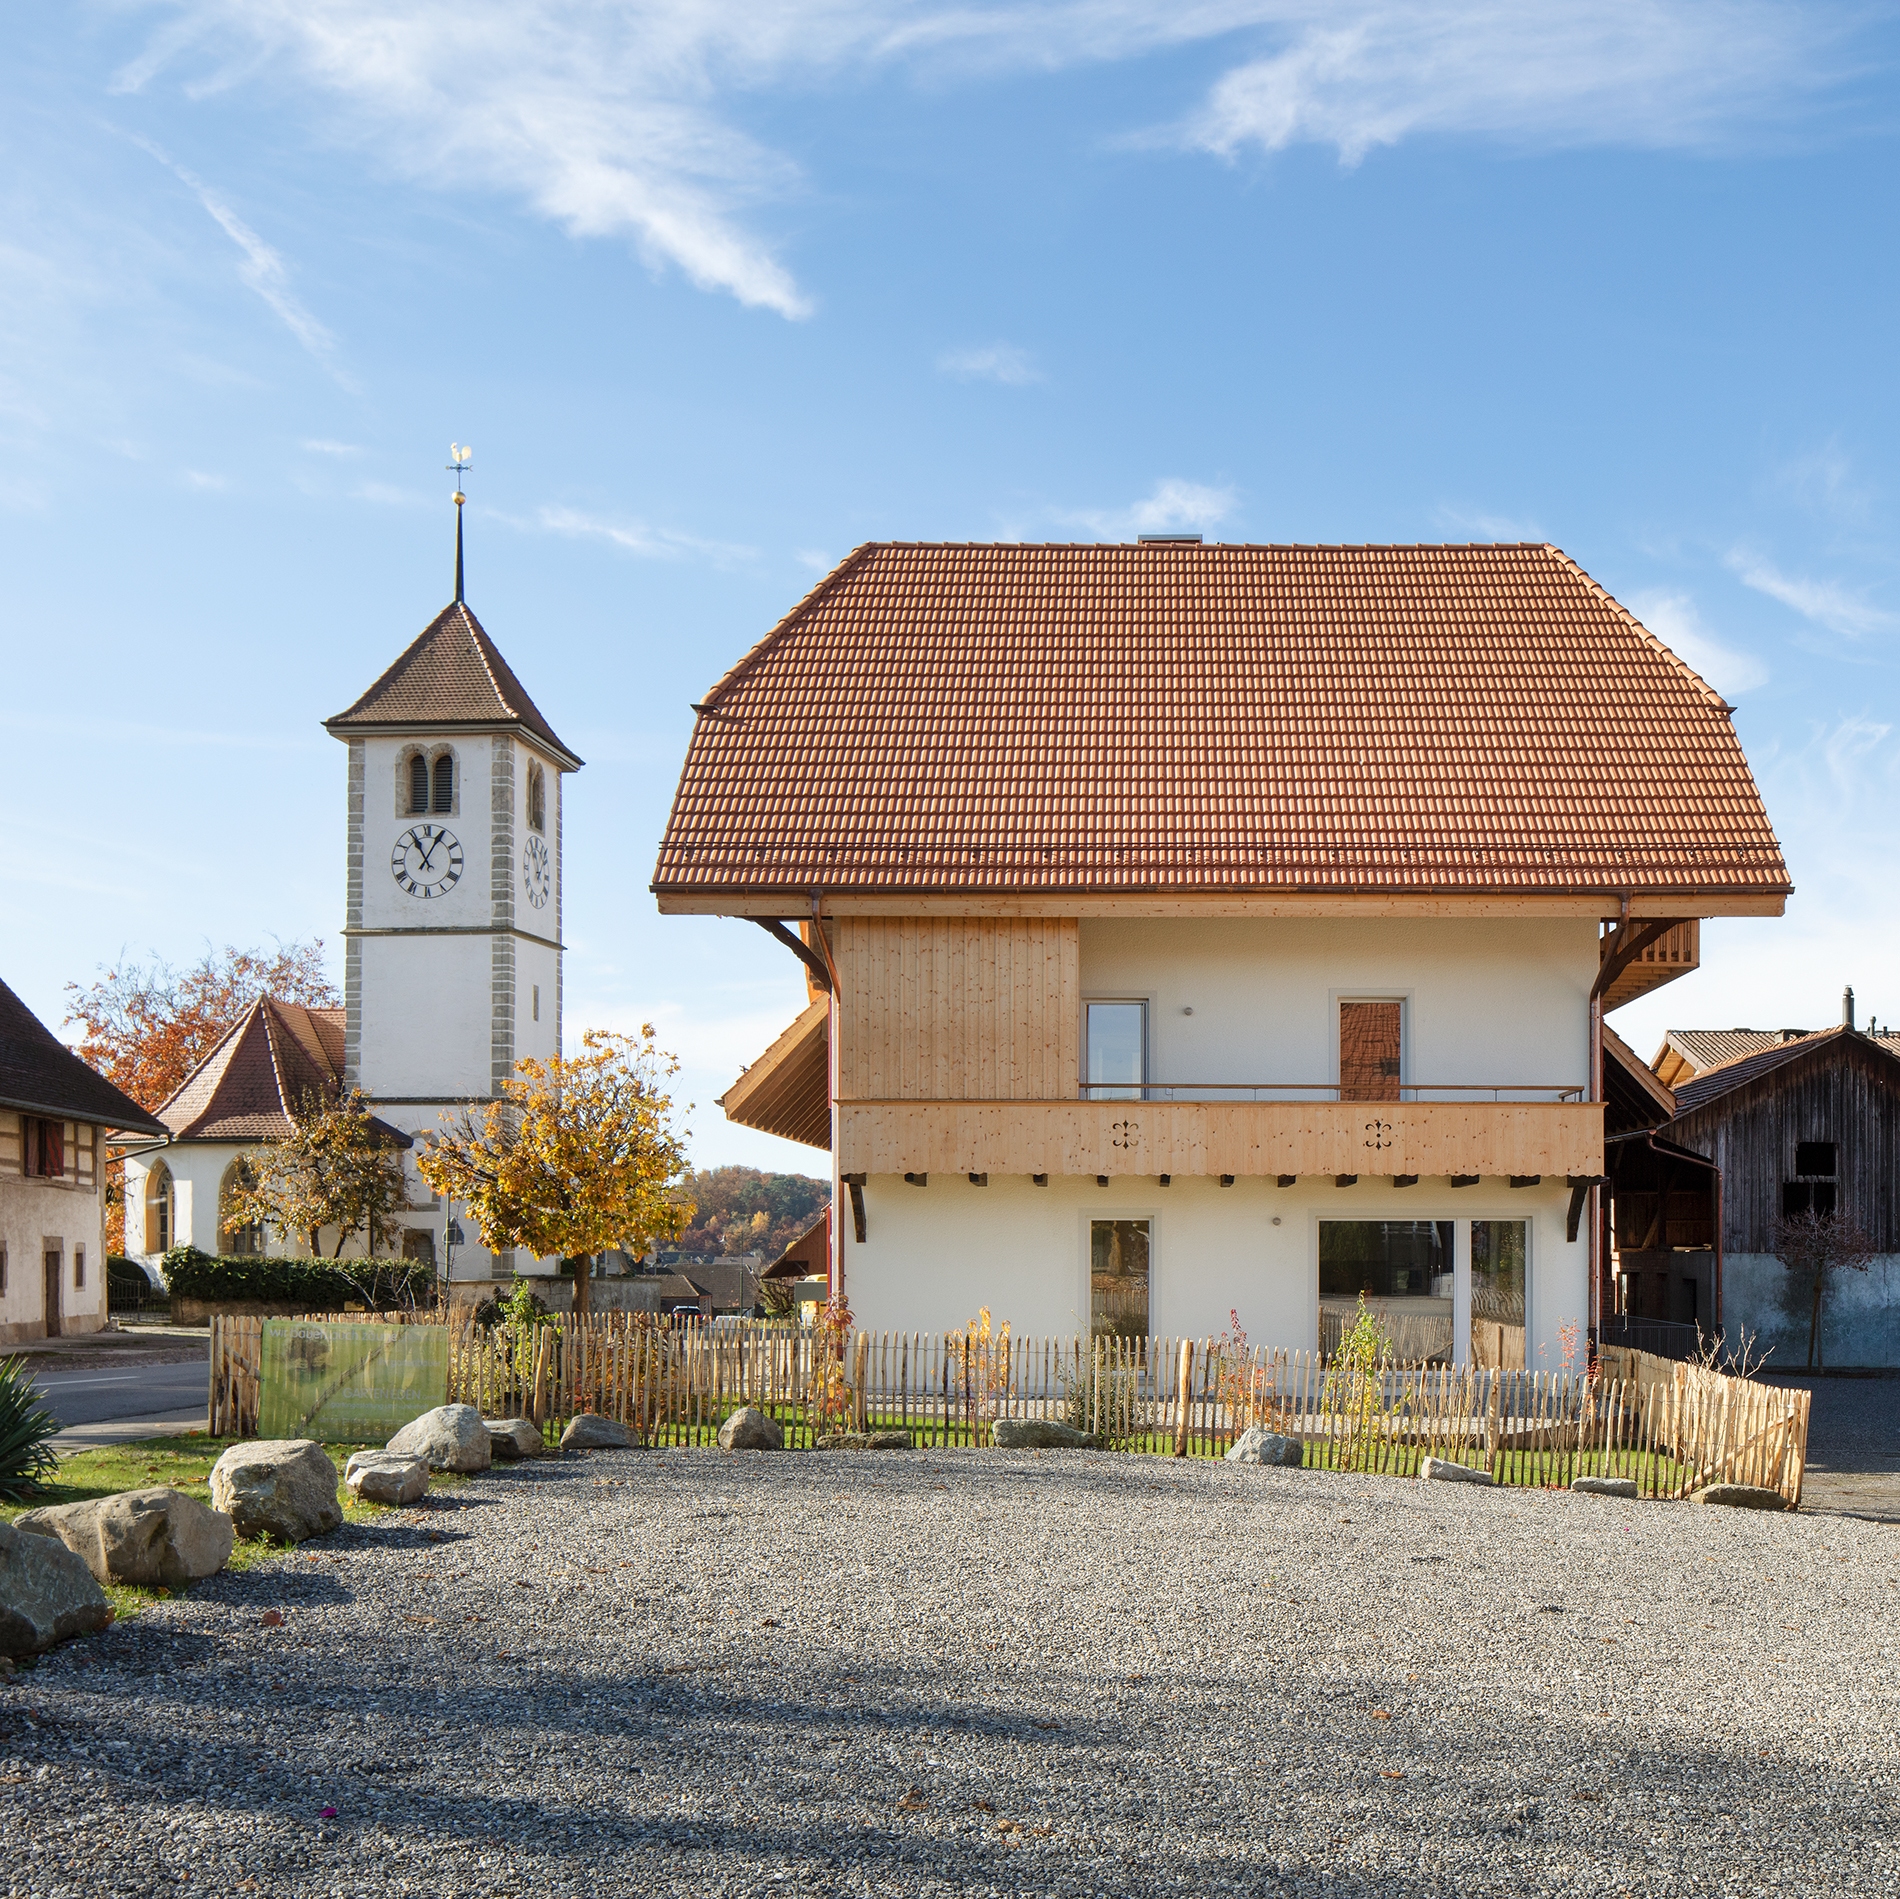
[1174,1339,1194,1457]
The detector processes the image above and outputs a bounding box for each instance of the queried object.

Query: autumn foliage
[417,1028,693,1306]
[226,1090,413,1261]
[64,939,338,1112]
[64,939,338,1251]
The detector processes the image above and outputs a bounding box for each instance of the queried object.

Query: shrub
[0,1357,59,1500]
[158,1246,430,1310]
[107,1255,165,1303]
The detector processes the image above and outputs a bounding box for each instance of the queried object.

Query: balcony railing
[1078,1081,1589,1104]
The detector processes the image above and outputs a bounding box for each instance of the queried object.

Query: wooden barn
[1661,1006,1900,1368]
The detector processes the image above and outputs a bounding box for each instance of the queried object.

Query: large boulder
[15,1487,233,1589]
[1224,1426,1305,1468]
[484,1418,545,1461]
[1420,1456,1493,1487]
[717,1407,785,1452]
[386,1405,491,1473]
[342,1451,429,1506]
[1569,1476,1639,1500]
[0,1522,111,1656]
[559,1413,636,1452]
[1693,1483,1787,1511]
[209,1439,343,1544]
[990,1418,1102,1451]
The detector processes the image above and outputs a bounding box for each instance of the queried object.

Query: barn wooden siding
[1671,1036,1900,1252]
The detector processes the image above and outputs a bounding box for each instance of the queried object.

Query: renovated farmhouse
[655,540,1789,1368]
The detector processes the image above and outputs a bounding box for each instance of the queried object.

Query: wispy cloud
[1628,590,1769,697]
[1726,547,1895,639]
[133,135,351,384]
[794,548,834,572]
[535,503,755,564]
[937,342,1041,385]
[355,480,429,508]
[302,438,362,456]
[179,467,226,491]
[1057,477,1237,539]
[119,3,1861,319]
[1434,502,1544,541]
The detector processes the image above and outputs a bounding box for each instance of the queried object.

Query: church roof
[0,978,166,1135]
[325,601,582,769]
[152,999,410,1147]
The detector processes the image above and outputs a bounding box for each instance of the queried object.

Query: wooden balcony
[836,1096,1604,1181]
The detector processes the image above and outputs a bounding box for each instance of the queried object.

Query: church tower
[324,578,582,1285]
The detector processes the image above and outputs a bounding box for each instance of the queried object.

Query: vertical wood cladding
[1672,1037,1900,1251]
[836,917,1079,1100]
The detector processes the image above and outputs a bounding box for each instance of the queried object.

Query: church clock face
[391,823,463,898]
[521,834,551,909]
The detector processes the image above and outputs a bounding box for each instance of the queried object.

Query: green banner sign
[258,1321,448,1442]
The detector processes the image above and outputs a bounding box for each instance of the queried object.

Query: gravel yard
[4,1447,1898,1898]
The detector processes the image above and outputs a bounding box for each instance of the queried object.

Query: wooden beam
[1450,1175,1479,1187]
[1590,916,1681,1002]
[848,1181,866,1244]
[1278,1174,1298,1187]
[750,916,831,993]
[1509,1174,1542,1188]
[1335,1174,1358,1187]
[1392,1174,1418,1188]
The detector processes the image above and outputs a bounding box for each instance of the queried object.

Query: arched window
[145,1163,174,1255]
[527,762,545,834]
[219,1161,263,1257]
[432,753,454,813]
[408,752,430,814]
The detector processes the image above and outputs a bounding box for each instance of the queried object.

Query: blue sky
[5,2,1898,1172]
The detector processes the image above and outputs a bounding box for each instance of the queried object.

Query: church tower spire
[448,443,472,602]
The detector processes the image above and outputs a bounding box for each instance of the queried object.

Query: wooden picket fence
[203,1311,1811,1506]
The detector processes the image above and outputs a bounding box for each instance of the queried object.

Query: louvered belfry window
[409,754,430,813]
[432,754,453,813]
[1340,1002,1402,1102]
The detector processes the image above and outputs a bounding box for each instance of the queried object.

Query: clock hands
[417,830,447,871]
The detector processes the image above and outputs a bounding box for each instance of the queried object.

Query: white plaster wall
[515,938,560,1067]
[359,736,493,933]
[1,1123,106,1339]
[1079,917,1595,1093]
[845,1173,1586,1364]
[356,935,494,1099]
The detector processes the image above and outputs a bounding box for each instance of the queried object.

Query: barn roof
[1672,1025,1900,1115]
[653,541,1789,905]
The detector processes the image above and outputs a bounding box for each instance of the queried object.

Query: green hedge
[158,1246,431,1309]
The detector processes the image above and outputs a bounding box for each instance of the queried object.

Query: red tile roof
[0,979,166,1135]
[326,601,582,769]
[653,542,1789,901]
[153,1001,409,1147]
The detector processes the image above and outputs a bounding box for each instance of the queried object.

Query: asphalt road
[29,1357,209,1428]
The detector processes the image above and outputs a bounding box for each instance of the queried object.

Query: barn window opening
[432,753,454,814]
[409,752,430,813]
[1783,1141,1839,1218]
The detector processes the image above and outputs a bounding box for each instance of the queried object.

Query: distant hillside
[673,1165,830,1260]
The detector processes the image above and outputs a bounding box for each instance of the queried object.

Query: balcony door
[1339,1000,1402,1101]
[1086,1001,1146,1100]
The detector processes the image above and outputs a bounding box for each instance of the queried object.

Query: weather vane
[447,442,473,602]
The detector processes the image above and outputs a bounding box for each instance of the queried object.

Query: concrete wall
[1077,916,1595,1092]
[1723,1251,1900,1370]
[843,1172,1585,1365]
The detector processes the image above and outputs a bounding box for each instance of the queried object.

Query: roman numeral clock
[392,822,464,898]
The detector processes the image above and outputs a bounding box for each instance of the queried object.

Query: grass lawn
[3,1435,467,1622]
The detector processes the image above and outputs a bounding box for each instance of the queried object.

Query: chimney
[1843,984,1856,1030]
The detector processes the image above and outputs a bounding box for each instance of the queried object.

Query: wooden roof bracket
[1591,901,1683,1003]
[1566,1174,1607,1243]
[751,917,831,994]
[808,891,843,994]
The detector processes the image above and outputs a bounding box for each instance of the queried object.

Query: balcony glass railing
[1075,1082,1589,1103]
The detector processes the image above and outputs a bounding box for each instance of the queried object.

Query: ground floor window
[1090,1219,1150,1337]
[1319,1221,1454,1359]
[1470,1220,1526,1324]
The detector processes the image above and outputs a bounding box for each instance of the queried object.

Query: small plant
[0,1357,60,1501]
[1323,1293,1394,1472]
[1215,1309,1288,1432]
[807,1289,855,1427]
[961,1307,1014,1436]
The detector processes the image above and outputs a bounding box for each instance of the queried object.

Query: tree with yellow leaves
[416,1028,693,1313]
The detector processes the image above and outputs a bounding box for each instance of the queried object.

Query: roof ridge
[1542,543,1732,716]
[461,603,518,720]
